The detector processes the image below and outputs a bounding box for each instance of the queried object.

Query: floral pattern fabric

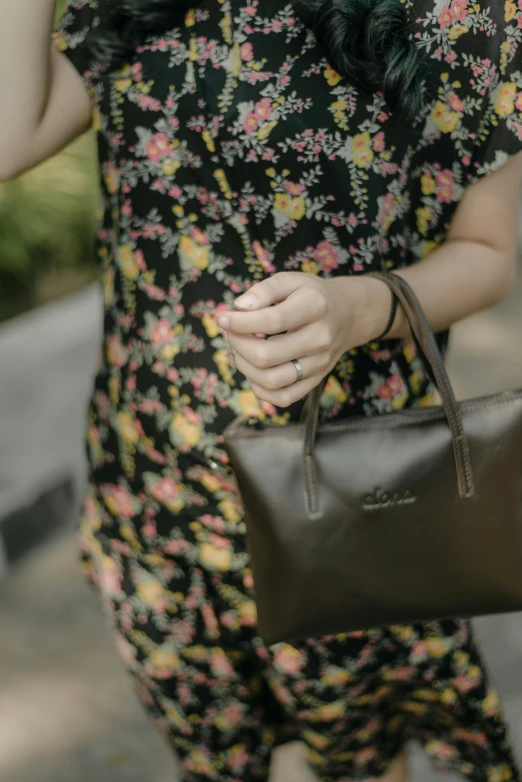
[55,1,522,780]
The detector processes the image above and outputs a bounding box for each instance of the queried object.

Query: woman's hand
[218,272,390,408]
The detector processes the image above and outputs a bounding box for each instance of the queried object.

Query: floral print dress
[55,1,522,780]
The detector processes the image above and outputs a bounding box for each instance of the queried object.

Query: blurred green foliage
[0,0,99,322]
[0,133,99,322]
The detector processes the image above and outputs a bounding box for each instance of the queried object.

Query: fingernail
[218,315,229,329]
[235,293,256,309]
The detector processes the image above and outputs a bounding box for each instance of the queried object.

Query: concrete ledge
[0,284,102,576]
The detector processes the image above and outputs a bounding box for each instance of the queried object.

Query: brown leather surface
[224,273,522,646]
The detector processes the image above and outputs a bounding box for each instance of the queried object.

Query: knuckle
[268,311,285,334]
[316,325,333,351]
[253,345,270,368]
[277,390,294,409]
[265,372,281,391]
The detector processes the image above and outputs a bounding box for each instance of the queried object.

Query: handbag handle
[303,272,475,518]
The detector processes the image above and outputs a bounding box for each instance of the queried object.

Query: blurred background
[0,3,522,779]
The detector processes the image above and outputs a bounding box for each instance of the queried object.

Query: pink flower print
[184,406,202,424]
[313,240,339,273]
[452,728,487,746]
[283,181,305,195]
[453,674,479,693]
[145,132,170,162]
[99,564,122,596]
[210,649,235,677]
[438,4,452,30]
[435,169,455,204]
[372,132,385,152]
[102,485,135,518]
[169,185,183,199]
[273,644,306,675]
[240,42,254,61]
[445,52,458,64]
[106,335,126,368]
[517,93,522,113]
[254,98,272,122]
[409,640,428,662]
[450,0,468,22]
[448,92,464,112]
[387,374,403,394]
[221,704,244,727]
[243,112,259,135]
[151,477,180,504]
[190,225,210,245]
[376,381,393,400]
[245,5,256,15]
[151,319,173,345]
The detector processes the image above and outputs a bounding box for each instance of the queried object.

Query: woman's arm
[0,0,92,182]
[221,153,522,407]
[358,152,522,342]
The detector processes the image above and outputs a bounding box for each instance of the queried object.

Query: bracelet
[376,290,399,340]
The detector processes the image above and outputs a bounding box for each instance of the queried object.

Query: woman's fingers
[228,322,333,370]
[221,284,326,336]
[234,352,325,392]
[249,375,322,409]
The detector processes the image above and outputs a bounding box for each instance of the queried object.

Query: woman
[1,0,521,780]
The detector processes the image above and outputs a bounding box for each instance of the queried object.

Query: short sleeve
[53,0,101,86]
[467,5,522,184]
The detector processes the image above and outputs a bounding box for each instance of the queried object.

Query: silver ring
[292,359,304,384]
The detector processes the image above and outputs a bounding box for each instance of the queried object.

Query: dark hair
[92,0,425,121]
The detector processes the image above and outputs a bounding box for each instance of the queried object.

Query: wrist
[350,275,400,345]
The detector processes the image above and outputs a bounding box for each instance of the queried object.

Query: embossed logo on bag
[363,487,416,511]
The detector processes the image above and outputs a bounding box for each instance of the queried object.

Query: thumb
[234,272,305,311]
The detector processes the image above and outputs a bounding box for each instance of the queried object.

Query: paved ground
[1,275,522,781]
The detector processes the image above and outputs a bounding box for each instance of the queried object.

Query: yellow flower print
[171,411,202,448]
[302,730,331,750]
[421,240,440,259]
[137,579,165,606]
[238,389,265,418]
[421,173,436,195]
[288,197,306,220]
[119,245,140,279]
[257,120,277,140]
[352,132,375,168]
[323,666,351,687]
[201,313,220,338]
[494,82,516,117]
[200,472,221,493]
[115,78,132,91]
[416,206,431,236]
[185,8,196,26]
[448,24,469,40]
[186,750,214,775]
[149,649,180,672]
[431,101,460,133]
[214,349,235,385]
[302,260,318,275]
[238,600,257,624]
[202,129,215,152]
[324,67,342,86]
[179,234,210,270]
[218,498,242,524]
[103,162,120,195]
[274,192,291,213]
[162,159,180,176]
[505,1,516,21]
[316,702,345,721]
[200,542,232,571]
[54,35,68,53]
[403,340,416,363]
[440,687,458,705]
[324,376,348,403]
[483,691,500,716]
[425,637,448,657]
[161,343,181,361]
[117,412,140,444]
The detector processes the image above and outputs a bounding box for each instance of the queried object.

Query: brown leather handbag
[223,271,522,646]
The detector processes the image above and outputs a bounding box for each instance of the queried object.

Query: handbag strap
[303,272,475,518]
